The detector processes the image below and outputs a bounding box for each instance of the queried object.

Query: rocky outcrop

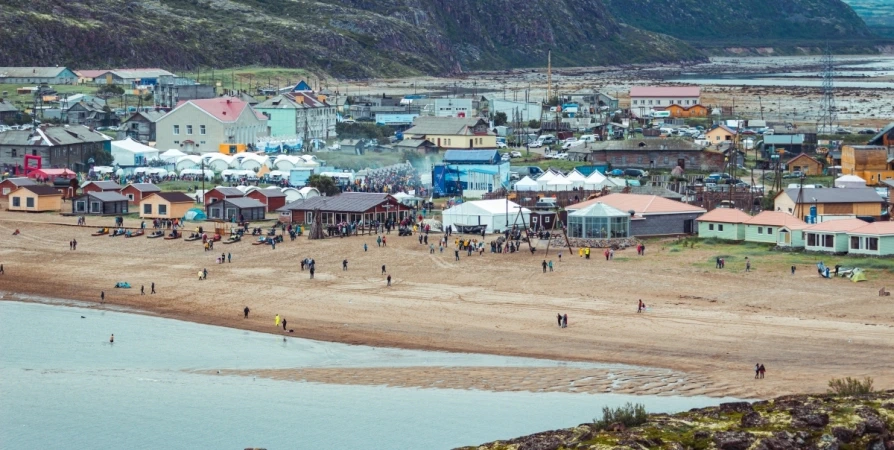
[459,391,894,450]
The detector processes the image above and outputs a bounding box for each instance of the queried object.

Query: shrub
[593,402,648,430]
[827,377,874,396]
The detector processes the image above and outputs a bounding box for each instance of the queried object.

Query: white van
[579,134,597,143]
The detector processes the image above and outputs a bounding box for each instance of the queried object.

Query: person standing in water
[109,334,114,344]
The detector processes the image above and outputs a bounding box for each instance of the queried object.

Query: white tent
[546,177,573,191]
[298,187,320,199]
[92,166,115,175]
[565,170,587,188]
[160,149,187,163]
[204,154,235,172]
[179,168,213,180]
[441,199,531,234]
[834,175,867,189]
[238,153,270,171]
[147,168,169,177]
[175,155,202,171]
[111,138,160,166]
[583,171,609,189]
[221,169,255,179]
[281,188,303,203]
[514,176,539,191]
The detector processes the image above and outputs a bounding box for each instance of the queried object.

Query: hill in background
[842,0,894,37]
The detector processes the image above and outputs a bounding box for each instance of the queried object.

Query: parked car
[610,169,624,176]
[835,128,853,135]
[497,142,508,149]
[528,140,542,148]
[563,137,578,144]
[501,153,511,161]
[510,151,522,158]
[538,135,557,145]
[579,134,597,143]
[783,171,804,179]
[858,129,877,135]
[624,168,648,178]
[556,152,569,160]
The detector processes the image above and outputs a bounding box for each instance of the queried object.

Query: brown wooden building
[785,153,824,176]
[246,188,287,212]
[0,177,37,200]
[121,183,161,205]
[203,187,245,205]
[81,181,123,195]
[276,192,412,225]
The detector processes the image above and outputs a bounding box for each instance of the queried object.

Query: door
[677,158,686,169]
[683,219,694,234]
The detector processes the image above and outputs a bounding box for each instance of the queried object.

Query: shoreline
[2,216,893,400]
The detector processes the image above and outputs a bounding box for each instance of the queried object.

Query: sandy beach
[2,213,893,400]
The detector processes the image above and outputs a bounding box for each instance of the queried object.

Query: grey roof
[0,130,40,146]
[217,197,266,209]
[0,100,18,113]
[405,117,490,136]
[784,187,883,204]
[628,186,684,200]
[126,183,161,192]
[277,192,397,213]
[43,126,109,145]
[2,177,37,187]
[212,187,245,197]
[19,185,62,195]
[81,191,129,202]
[125,111,165,123]
[443,149,500,164]
[151,192,194,203]
[0,67,73,78]
[764,134,805,145]
[868,123,894,146]
[580,138,704,152]
[86,181,122,190]
[251,188,285,198]
[256,95,300,109]
[394,139,435,148]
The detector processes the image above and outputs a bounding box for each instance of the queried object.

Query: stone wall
[550,236,639,249]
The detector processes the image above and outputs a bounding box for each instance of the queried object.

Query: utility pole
[546,50,552,103]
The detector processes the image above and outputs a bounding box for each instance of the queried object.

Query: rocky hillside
[0,0,700,78]
[0,0,882,77]
[842,0,894,37]
[461,391,894,450]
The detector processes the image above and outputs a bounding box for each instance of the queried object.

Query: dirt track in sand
[1,213,893,400]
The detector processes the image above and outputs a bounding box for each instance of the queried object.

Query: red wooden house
[246,188,287,212]
[203,187,244,205]
[81,181,123,195]
[0,177,38,200]
[121,183,161,205]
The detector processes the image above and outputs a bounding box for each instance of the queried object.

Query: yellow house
[8,185,63,212]
[773,187,885,221]
[705,125,737,144]
[140,192,195,219]
[219,143,248,155]
[404,117,497,149]
[840,144,894,186]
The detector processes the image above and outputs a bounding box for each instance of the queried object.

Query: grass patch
[828,377,874,396]
[593,402,648,430]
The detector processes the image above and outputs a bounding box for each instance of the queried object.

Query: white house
[433,98,473,118]
[154,97,268,153]
[629,87,701,116]
[110,138,160,167]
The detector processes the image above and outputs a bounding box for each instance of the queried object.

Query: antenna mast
[817,47,837,134]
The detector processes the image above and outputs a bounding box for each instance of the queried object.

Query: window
[868,237,879,251]
[186,125,193,135]
[757,227,763,234]
[12,197,20,207]
[648,100,653,105]
[823,234,834,248]
[718,224,724,231]
[808,233,817,246]
[126,193,135,201]
[159,204,167,215]
[200,141,206,145]
[851,236,861,249]
[26,197,34,208]
[31,150,36,156]
[767,228,773,235]
[174,141,179,144]
[708,223,715,231]
[143,204,152,214]
[173,125,180,135]
[11,149,16,157]
[200,125,206,135]
[685,100,690,105]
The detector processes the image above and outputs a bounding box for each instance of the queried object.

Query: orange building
[665,104,708,118]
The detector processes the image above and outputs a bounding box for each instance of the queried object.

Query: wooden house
[246,188,287,212]
[276,192,412,225]
[847,221,894,256]
[205,197,266,222]
[203,187,245,205]
[785,153,824,176]
[8,185,63,212]
[840,144,894,186]
[121,183,161,205]
[743,211,807,248]
[773,187,884,221]
[0,177,38,199]
[71,192,130,215]
[81,181,123,195]
[140,192,195,219]
[665,104,708,118]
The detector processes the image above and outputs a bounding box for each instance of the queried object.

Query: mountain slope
[0,0,701,78]
[842,0,894,37]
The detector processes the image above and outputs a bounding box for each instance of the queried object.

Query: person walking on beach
[759,364,765,379]
[454,249,460,261]
[203,268,208,279]
[745,257,751,272]
[716,257,722,269]
[100,291,105,303]
[282,317,287,331]
[604,249,610,261]
[310,266,315,279]
[377,236,382,247]
[542,260,547,273]
[0,264,4,274]
[791,265,796,275]
[386,274,392,286]
[548,260,554,272]
[228,253,231,263]
[110,334,114,344]
[151,282,155,294]
[275,314,281,327]
[244,306,250,318]
[73,239,77,250]
[364,243,368,252]
[381,264,386,275]
[382,236,387,247]
[557,313,562,327]
[141,285,145,295]
[562,314,568,328]
[343,259,348,271]
[754,363,760,379]
[638,299,644,313]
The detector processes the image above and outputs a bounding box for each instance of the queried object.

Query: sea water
[0,301,736,450]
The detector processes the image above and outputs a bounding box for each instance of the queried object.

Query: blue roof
[764,134,805,145]
[293,80,312,91]
[443,150,500,164]
[467,167,499,175]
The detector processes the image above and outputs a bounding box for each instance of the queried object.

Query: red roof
[630,87,701,98]
[75,70,108,78]
[743,211,808,229]
[803,218,869,233]
[176,97,253,123]
[567,193,706,215]
[697,208,752,224]
[28,168,76,179]
[848,221,894,236]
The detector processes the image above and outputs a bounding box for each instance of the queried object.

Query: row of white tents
[514,169,621,192]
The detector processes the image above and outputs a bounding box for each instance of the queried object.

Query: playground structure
[14,155,42,177]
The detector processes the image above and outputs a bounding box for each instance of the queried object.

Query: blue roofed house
[432,149,510,199]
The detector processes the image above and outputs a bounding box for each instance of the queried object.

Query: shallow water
[0,301,736,449]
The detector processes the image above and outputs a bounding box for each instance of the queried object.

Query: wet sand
[2,213,893,399]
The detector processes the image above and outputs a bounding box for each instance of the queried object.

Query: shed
[0,177,37,199]
[121,183,161,204]
[803,218,868,253]
[204,186,245,205]
[205,197,266,222]
[8,185,63,212]
[567,202,630,239]
[140,192,195,219]
[696,208,751,241]
[71,192,130,215]
[81,181,123,194]
[785,153,823,176]
[246,187,287,212]
[441,199,531,234]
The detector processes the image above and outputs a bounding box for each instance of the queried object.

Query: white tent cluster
[515,169,616,192]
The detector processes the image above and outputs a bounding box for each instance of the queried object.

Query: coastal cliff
[460,391,894,450]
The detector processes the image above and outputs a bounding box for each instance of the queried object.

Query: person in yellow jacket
[275,314,281,326]
[578,247,584,257]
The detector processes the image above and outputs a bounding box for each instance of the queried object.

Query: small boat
[91,228,109,236]
[222,235,241,244]
[454,223,487,234]
[163,232,181,240]
[147,231,164,239]
[109,229,126,237]
[184,233,202,242]
[125,230,144,238]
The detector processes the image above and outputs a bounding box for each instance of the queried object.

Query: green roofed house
[696,208,751,241]
[847,222,894,256]
[803,218,869,253]
[743,211,808,248]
